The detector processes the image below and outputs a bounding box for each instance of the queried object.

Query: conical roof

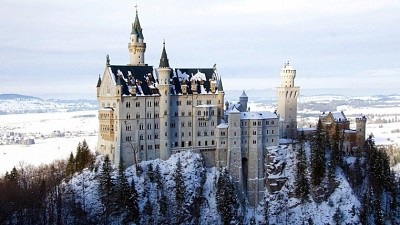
[131,10,144,39]
[96,75,101,87]
[159,42,170,68]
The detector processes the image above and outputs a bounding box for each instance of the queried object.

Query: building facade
[96,10,281,206]
[319,111,367,154]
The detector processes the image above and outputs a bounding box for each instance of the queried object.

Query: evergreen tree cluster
[216,168,241,225]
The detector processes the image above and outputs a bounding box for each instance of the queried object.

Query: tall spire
[218,77,224,92]
[131,7,144,39]
[159,40,170,68]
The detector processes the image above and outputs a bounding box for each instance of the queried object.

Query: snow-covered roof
[344,129,357,134]
[331,112,346,122]
[230,108,240,113]
[217,123,229,129]
[240,111,278,120]
[195,104,216,108]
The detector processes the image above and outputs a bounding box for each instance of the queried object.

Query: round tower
[356,115,367,150]
[157,42,171,160]
[239,90,248,112]
[128,10,146,66]
[276,61,300,139]
[280,62,296,87]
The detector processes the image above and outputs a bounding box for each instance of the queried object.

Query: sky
[0,0,399,99]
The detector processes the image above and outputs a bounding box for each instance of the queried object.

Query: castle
[95,9,365,206]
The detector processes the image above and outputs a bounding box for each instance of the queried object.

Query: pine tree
[174,158,186,224]
[147,163,154,183]
[116,161,130,214]
[66,152,75,179]
[331,123,342,168]
[311,119,326,186]
[216,168,240,225]
[154,164,163,192]
[98,155,115,224]
[294,140,309,202]
[75,142,84,171]
[333,207,341,225]
[123,179,139,224]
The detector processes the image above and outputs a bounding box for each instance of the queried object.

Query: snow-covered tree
[311,119,326,186]
[216,168,240,225]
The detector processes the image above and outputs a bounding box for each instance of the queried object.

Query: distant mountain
[0,94,42,101]
[0,94,98,114]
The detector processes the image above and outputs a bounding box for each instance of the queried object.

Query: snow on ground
[0,110,98,175]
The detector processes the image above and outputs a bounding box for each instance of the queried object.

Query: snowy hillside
[0,94,97,114]
[62,148,370,224]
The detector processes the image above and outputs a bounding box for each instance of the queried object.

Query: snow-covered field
[0,110,98,175]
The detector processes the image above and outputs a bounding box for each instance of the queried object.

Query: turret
[276,61,300,139]
[96,74,101,97]
[239,90,248,112]
[157,42,171,160]
[280,61,296,87]
[128,9,146,66]
[356,115,367,150]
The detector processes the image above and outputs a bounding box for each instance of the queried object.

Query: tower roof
[96,75,101,87]
[131,10,144,39]
[281,61,295,70]
[218,77,224,92]
[240,90,248,98]
[159,41,170,68]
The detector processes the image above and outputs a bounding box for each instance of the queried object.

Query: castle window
[164,110,167,116]
[148,145,152,150]
[207,100,211,104]
[126,102,131,108]
[136,102,140,107]
[197,100,202,105]
[253,122,256,126]
[189,132,191,136]
[272,139,274,143]
[187,100,192,105]
[126,114,131,120]
[198,141,201,146]
[253,131,256,135]
[147,112,152,118]
[198,131,201,136]
[189,111,192,116]
[204,131,208,136]
[175,133,178,137]
[211,130,215,136]
[181,122,185,127]
[234,132,236,136]
[188,122,192,127]
[212,140,215,145]
[155,134,159,139]
[140,135,144,140]
[175,112,178,117]
[126,136,132,141]
[165,132,167,137]
[234,141,236,145]
[139,123,144,130]
[155,113,159,118]
[188,141,192,146]
[181,132,184,137]
[211,121,215,126]
[205,141,208,146]
[136,113,140,119]
[175,142,178,147]
[147,102,152,107]
[198,110,201,116]
[155,144,160,149]
[181,112,185,116]
[147,123,152,129]
[141,145,144,150]
[155,101,159,107]
[181,141,185,147]
[147,135,152,140]
[165,122,168,127]
[272,130,274,134]
[177,101,181,106]
[267,130,269,134]
[234,122,237,127]
[266,121,269,125]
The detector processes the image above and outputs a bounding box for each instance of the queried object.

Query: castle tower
[128,9,146,66]
[157,42,171,160]
[227,108,243,200]
[239,90,248,112]
[356,115,367,150]
[217,76,225,124]
[276,62,300,139]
